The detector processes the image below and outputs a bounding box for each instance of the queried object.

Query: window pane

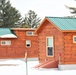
[27,44,30,46]
[26,40,31,47]
[74,37,76,42]
[2,42,5,44]
[26,32,34,35]
[6,41,11,45]
[47,37,53,46]
[26,40,30,44]
[1,41,11,45]
[47,47,53,56]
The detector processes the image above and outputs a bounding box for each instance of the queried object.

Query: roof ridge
[45,16,76,19]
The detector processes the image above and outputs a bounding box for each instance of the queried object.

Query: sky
[10,0,76,19]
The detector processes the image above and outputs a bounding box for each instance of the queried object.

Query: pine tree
[0,0,22,28]
[65,0,76,17]
[21,10,41,28]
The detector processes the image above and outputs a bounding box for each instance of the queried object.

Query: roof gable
[35,17,76,33]
[35,18,48,33]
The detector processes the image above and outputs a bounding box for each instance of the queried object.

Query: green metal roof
[0,28,13,36]
[0,28,17,38]
[46,17,76,30]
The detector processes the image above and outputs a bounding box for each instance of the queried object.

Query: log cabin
[1,17,76,69]
[35,17,76,70]
[0,28,38,59]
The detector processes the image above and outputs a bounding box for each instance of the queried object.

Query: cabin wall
[38,21,64,63]
[25,30,38,58]
[63,32,76,64]
[0,30,38,58]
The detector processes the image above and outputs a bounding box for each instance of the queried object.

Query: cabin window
[46,37,54,56]
[73,36,76,43]
[1,41,11,45]
[26,31,34,36]
[26,40,31,47]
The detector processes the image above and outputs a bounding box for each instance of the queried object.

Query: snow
[0,34,17,38]
[0,59,76,75]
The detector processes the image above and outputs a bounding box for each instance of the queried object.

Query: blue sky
[10,0,76,19]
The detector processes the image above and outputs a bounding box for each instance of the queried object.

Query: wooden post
[58,53,61,64]
[25,50,28,75]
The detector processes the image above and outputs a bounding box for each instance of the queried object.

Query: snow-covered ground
[0,59,76,75]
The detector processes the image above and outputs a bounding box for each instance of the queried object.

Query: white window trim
[26,31,34,36]
[26,40,31,48]
[1,40,11,45]
[46,36,54,57]
[73,36,76,43]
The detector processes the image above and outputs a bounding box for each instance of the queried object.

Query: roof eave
[11,28,36,31]
[61,30,76,32]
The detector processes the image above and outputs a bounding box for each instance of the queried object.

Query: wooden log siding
[63,32,76,64]
[0,29,38,58]
[36,19,76,64]
[38,20,64,63]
